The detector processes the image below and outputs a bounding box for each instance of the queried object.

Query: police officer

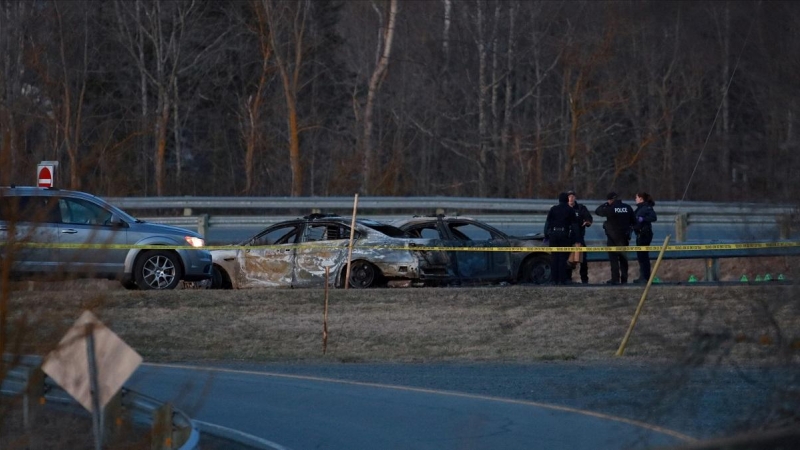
[595,192,635,284]
[633,192,657,283]
[544,192,579,285]
[565,189,593,284]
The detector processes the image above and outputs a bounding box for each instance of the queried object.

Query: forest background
[1,0,798,202]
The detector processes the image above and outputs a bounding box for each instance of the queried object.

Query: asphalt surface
[126,361,794,450]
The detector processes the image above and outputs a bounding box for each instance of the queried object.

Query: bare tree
[263,0,312,197]
[361,0,398,195]
[0,0,32,186]
[51,1,89,190]
[239,0,275,195]
[114,0,198,196]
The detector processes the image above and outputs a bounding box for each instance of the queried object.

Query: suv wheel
[134,250,182,290]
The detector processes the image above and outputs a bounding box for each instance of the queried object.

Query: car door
[56,197,128,275]
[400,220,454,278]
[0,195,61,273]
[238,223,299,288]
[445,220,512,282]
[292,222,348,287]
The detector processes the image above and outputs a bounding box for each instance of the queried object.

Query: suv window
[0,195,60,223]
[58,198,113,226]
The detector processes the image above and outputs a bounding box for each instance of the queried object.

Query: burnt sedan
[210,214,436,289]
[391,216,552,285]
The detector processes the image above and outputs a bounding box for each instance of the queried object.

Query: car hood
[129,221,203,239]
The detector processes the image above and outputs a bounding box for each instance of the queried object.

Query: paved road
[126,362,791,450]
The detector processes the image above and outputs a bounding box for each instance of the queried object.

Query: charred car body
[391,216,551,285]
[209,214,440,289]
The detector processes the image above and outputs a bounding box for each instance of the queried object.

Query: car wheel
[210,265,231,289]
[521,255,551,285]
[347,260,377,288]
[134,250,183,290]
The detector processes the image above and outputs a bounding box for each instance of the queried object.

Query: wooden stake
[323,267,329,354]
[616,235,672,356]
[344,194,359,289]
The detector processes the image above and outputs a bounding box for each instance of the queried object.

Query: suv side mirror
[106,214,128,228]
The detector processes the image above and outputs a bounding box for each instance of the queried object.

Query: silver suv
[0,186,212,290]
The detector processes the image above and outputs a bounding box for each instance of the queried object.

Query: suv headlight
[184,236,205,248]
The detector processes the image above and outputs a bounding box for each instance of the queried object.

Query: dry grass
[3,270,799,449]
[5,282,799,365]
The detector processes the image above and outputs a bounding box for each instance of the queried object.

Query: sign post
[37,161,58,188]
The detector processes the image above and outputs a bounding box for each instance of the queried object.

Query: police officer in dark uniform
[595,192,635,284]
[633,192,657,283]
[565,189,593,284]
[544,192,579,285]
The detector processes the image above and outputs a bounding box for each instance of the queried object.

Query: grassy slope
[8,285,799,365]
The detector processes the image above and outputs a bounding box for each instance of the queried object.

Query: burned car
[209,214,437,289]
[391,216,552,285]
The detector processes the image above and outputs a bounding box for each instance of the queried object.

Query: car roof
[0,186,136,221]
[391,215,481,226]
[2,186,98,200]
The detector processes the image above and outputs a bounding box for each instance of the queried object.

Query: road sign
[42,310,143,413]
[37,161,58,188]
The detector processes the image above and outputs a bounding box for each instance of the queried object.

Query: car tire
[347,260,378,288]
[134,250,183,290]
[210,265,231,289]
[521,255,551,285]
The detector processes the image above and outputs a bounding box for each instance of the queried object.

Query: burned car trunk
[392,216,552,285]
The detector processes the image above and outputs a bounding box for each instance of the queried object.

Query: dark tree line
[1,0,799,201]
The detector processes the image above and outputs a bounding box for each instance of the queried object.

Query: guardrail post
[152,402,173,450]
[675,213,688,243]
[24,366,46,431]
[104,390,124,446]
[704,258,719,282]
[197,214,209,238]
[778,214,792,239]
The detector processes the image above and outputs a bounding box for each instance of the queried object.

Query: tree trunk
[476,0,488,197]
[265,0,312,197]
[137,0,149,194]
[498,1,515,198]
[362,0,398,195]
[243,0,272,195]
[155,86,170,196]
[720,3,731,191]
[442,0,451,57]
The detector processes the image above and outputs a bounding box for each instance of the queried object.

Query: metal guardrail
[106,196,797,216]
[1,357,199,450]
[107,196,798,243]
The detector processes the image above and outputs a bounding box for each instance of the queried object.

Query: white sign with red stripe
[37,161,58,188]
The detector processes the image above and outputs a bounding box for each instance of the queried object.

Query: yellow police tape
[3,241,800,252]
